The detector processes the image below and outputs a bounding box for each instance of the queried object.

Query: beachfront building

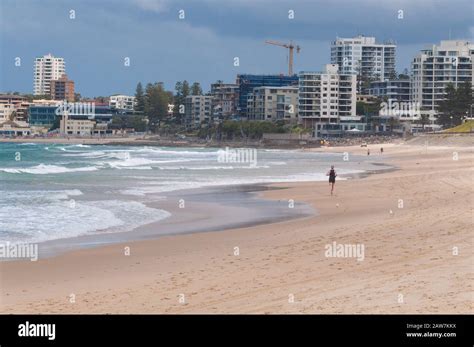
[210,82,239,120]
[184,95,213,128]
[236,74,299,118]
[109,94,136,112]
[331,36,396,92]
[368,79,420,126]
[0,120,31,136]
[368,79,411,103]
[0,104,14,123]
[60,116,96,135]
[28,100,61,127]
[298,64,358,137]
[411,40,474,120]
[246,86,299,122]
[0,94,30,122]
[29,102,114,129]
[50,74,75,102]
[33,54,66,96]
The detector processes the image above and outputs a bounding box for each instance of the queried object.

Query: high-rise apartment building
[33,54,66,96]
[298,64,357,130]
[411,40,474,118]
[331,36,396,82]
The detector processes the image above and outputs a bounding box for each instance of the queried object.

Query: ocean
[0,142,386,244]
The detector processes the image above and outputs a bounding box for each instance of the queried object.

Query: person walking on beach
[327,165,337,195]
[380,147,384,154]
[367,148,370,156]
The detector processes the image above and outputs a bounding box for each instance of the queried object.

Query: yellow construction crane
[265,40,301,76]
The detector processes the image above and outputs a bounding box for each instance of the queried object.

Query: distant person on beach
[367,149,370,156]
[327,165,337,195]
[380,147,383,154]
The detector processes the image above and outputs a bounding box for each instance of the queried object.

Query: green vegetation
[437,81,473,127]
[173,80,191,123]
[443,120,474,133]
[134,82,145,113]
[191,82,202,96]
[356,98,382,117]
[197,120,308,140]
[110,115,148,132]
[144,82,173,132]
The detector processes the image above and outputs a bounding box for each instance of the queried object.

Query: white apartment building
[411,40,474,119]
[298,64,357,132]
[185,95,213,128]
[246,86,298,122]
[109,94,136,111]
[331,36,396,82]
[33,54,66,96]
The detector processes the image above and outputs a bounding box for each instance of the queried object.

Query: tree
[191,82,202,96]
[135,82,145,113]
[174,81,191,105]
[398,73,409,80]
[8,110,17,122]
[416,114,430,131]
[93,96,108,104]
[457,81,473,118]
[110,115,147,132]
[388,117,399,134]
[388,69,397,80]
[33,94,51,100]
[437,82,472,127]
[144,82,172,132]
[182,81,190,98]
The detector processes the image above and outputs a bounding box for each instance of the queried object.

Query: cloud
[132,0,170,13]
[1,0,472,96]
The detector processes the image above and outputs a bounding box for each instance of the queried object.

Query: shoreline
[1,159,394,260]
[27,184,316,260]
[0,135,400,148]
[0,142,472,313]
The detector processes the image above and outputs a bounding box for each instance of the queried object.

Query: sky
[1,0,473,97]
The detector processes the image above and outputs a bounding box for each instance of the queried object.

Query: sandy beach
[0,141,472,314]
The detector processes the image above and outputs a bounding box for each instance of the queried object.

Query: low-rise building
[0,120,31,136]
[29,102,114,129]
[0,103,15,123]
[109,95,136,112]
[60,116,96,135]
[0,94,30,122]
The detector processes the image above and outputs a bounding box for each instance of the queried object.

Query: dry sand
[0,142,472,313]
